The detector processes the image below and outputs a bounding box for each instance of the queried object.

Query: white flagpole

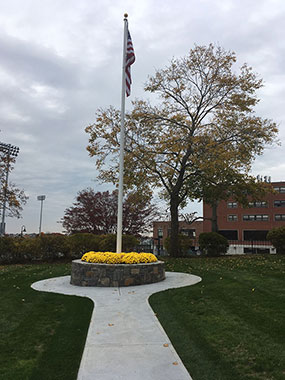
[116,14,128,253]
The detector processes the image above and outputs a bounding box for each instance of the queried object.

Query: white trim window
[243,214,269,221]
[275,214,285,221]
[228,215,238,221]
[227,201,238,208]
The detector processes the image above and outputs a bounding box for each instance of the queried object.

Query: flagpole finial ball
[124,13,128,18]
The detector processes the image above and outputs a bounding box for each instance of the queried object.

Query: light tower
[37,195,46,235]
[0,142,20,236]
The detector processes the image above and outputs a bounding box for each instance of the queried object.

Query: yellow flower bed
[81,251,158,264]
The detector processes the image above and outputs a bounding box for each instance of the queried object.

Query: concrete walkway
[31,272,201,380]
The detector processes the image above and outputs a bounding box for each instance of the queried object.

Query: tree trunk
[169,195,180,257]
[211,201,218,233]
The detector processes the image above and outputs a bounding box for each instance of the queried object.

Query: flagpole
[116,14,128,253]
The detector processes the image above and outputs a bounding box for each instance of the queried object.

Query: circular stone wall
[70,259,165,287]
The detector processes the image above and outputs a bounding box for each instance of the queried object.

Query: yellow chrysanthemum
[81,251,157,264]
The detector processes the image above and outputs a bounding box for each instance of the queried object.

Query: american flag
[125,30,135,97]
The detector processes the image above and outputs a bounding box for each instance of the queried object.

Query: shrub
[68,233,102,259]
[267,226,285,254]
[199,232,228,256]
[98,234,139,253]
[164,234,193,257]
[38,234,70,260]
[16,236,42,262]
[0,233,141,264]
[0,236,19,264]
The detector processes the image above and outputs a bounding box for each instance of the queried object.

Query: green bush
[98,234,139,252]
[16,236,41,262]
[0,233,141,264]
[267,226,285,254]
[38,234,70,260]
[164,234,193,257]
[199,232,228,256]
[0,236,19,264]
[68,233,102,259]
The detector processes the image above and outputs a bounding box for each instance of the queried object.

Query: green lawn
[0,262,93,380]
[1,255,284,380]
[149,255,285,380]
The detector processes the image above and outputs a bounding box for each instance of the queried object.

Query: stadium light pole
[37,195,46,235]
[0,142,19,236]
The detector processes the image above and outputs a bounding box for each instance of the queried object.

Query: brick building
[153,181,285,255]
[153,220,203,255]
[203,181,285,254]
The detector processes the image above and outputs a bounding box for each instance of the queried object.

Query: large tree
[86,44,278,256]
[0,151,28,220]
[61,189,158,236]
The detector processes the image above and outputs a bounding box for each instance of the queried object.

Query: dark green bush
[164,234,193,257]
[0,233,140,264]
[267,226,285,254]
[16,236,41,262]
[0,236,19,264]
[98,234,139,252]
[68,233,102,259]
[122,235,139,252]
[199,232,228,256]
[38,234,70,260]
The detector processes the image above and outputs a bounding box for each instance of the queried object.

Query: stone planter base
[70,259,165,287]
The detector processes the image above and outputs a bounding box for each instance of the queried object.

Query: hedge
[0,233,139,264]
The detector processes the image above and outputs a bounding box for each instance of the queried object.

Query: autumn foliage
[61,189,158,236]
[86,44,278,256]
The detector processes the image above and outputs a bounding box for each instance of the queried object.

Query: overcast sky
[1,0,284,234]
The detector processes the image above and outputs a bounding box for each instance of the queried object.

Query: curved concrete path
[32,272,201,380]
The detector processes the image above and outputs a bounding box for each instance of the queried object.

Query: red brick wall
[203,181,285,240]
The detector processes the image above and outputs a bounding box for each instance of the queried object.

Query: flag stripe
[125,30,135,97]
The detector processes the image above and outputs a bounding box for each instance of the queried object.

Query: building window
[274,200,285,207]
[248,201,268,208]
[274,187,285,193]
[228,215,237,221]
[243,215,269,221]
[158,229,163,238]
[275,214,285,221]
[227,201,237,208]
[243,230,269,241]
[219,230,238,240]
[180,229,196,237]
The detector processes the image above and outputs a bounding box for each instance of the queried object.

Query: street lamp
[0,142,20,236]
[37,195,46,235]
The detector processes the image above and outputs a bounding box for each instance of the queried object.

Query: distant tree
[267,227,285,254]
[61,189,158,236]
[0,151,28,219]
[86,44,278,257]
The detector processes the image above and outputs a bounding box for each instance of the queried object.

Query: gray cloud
[0,0,284,233]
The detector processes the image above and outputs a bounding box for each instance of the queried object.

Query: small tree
[199,232,228,256]
[0,151,28,220]
[267,227,285,254]
[61,189,158,236]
